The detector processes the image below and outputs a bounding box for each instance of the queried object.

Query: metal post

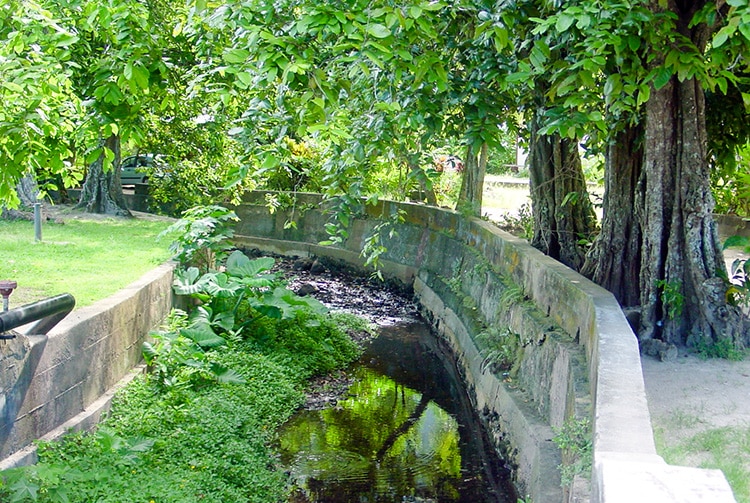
[34,202,42,242]
[0,280,17,311]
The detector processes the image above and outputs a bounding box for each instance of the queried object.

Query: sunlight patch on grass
[1,217,174,308]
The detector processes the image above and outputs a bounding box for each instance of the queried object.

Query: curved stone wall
[0,191,737,502]
[233,192,736,503]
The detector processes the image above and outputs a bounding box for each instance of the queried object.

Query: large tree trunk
[76,135,132,216]
[1,174,40,219]
[15,175,40,208]
[581,125,643,306]
[639,75,743,347]
[637,0,745,347]
[528,119,597,271]
[456,143,487,217]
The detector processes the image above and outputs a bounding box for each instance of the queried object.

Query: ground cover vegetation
[0,206,370,502]
[654,413,750,503]
[1,0,749,353]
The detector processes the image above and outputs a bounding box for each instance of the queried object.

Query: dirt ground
[642,351,750,439]
[641,246,750,502]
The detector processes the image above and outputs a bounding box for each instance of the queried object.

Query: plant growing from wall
[477,326,522,376]
[498,283,527,312]
[552,417,593,487]
[360,208,406,280]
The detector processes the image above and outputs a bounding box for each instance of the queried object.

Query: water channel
[276,259,517,503]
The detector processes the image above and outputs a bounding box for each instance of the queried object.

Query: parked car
[120,154,153,185]
[120,154,168,185]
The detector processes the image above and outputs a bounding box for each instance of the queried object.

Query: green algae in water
[278,321,515,503]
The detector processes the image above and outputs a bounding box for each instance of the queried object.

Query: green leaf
[493,26,509,51]
[10,476,40,501]
[652,66,673,89]
[223,48,250,64]
[225,251,276,278]
[56,34,79,48]
[236,71,253,88]
[212,311,235,331]
[742,92,750,111]
[529,45,547,70]
[172,267,206,295]
[637,84,651,106]
[211,363,247,384]
[261,154,279,169]
[628,35,641,51]
[366,23,391,39]
[131,64,149,90]
[556,13,575,32]
[181,321,226,347]
[712,25,736,47]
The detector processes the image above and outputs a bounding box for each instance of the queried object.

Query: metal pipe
[0,293,75,339]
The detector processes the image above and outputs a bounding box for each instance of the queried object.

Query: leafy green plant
[495,203,534,241]
[252,310,362,379]
[151,251,329,389]
[552,417,593,487]
[655,279,685,320]
[0,429,154,503]
[0,463,80,503]
[499,283,526,311]
[159,205,239,273]
[693,337,746,361]
[476,326,521,375]
[142,309,246,391]
[173,251,326,324]
[722,235,750,310]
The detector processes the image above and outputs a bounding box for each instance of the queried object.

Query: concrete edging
[0,262,175,468]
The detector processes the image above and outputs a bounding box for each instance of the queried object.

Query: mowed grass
[0,216,175,308]
[655,423,750,503]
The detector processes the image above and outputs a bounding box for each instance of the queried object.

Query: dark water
[278,320,516,503]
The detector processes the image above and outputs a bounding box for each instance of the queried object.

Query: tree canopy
[1,0,749,346]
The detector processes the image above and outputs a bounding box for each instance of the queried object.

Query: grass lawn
[655,422,750,503]
[0,215,174,308]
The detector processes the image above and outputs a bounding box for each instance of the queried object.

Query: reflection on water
[278,321,515,503]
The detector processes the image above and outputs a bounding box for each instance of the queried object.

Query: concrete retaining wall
[233,192,736,503]
[0,263,175,469]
